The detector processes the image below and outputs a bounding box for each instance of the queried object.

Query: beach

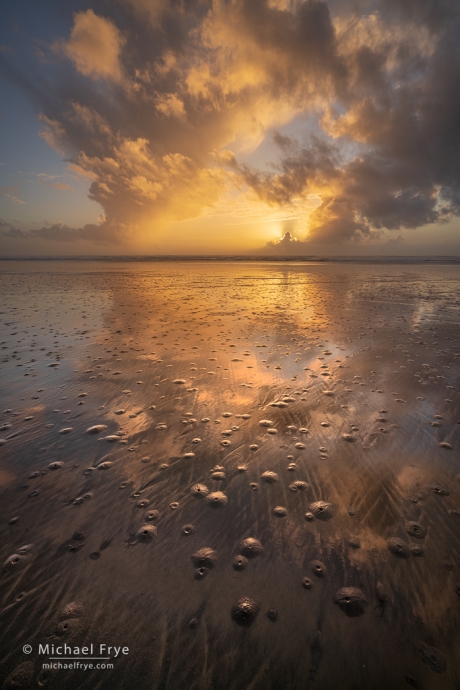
[0,260,459,689]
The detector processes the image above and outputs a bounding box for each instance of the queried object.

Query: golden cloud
[3,0,459,251]
[61,9,125,83]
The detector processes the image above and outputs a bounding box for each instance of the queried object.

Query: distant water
[0,261,459,689]
[2,255,460,263]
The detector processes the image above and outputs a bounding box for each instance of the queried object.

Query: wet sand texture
[0,260,459,689]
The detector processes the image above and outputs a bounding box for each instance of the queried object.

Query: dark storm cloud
[380,0,458,33]
[1,0,459,248]
[228,1,460,244]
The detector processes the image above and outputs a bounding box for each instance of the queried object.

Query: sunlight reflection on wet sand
[0,261,459,689]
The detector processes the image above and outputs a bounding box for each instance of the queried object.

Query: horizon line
[1,254,460,263]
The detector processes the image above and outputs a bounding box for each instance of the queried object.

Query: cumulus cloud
[154,92,186,120]
[59,9,125,83]
[38,115,67,155]
[265,230,305,254]
[0,219,127,244]
[226,2,460,244]
[2,0,460,250]
[382,233,405,250]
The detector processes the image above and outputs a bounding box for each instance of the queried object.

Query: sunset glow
[1,0,460,256]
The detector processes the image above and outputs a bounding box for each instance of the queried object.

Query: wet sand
[0,260,459,690]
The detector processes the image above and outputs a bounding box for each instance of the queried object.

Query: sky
[0,0,459,256]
